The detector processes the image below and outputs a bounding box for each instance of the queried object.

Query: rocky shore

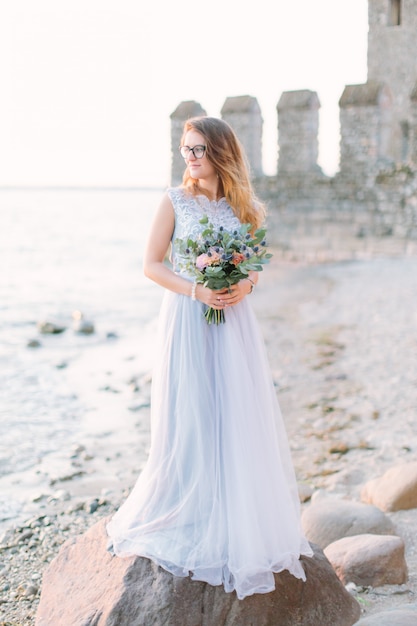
[1,253,416,625]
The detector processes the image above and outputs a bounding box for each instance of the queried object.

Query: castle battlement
[170,0,417,256]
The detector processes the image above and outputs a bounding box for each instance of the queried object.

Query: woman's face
[182,129,217,183]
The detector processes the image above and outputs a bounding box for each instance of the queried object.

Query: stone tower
[277,90,322,177]
[220,96,263,177]
[367,0,417,162]
[339,82,393,178]
[170,100,207,186]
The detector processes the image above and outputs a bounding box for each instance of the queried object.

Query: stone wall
[170,93,417,258]
[368,0,417,162]
[169,0,417,258]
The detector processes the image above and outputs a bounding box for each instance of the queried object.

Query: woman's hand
[195,278,254,309]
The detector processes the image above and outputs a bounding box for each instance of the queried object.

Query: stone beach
[1,251,417,624]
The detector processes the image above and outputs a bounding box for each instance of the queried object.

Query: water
[0,189,164,498]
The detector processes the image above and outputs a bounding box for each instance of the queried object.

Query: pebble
[74,320,95,335]
[37,320,66,334]
[18,530,34,542]
[27,339,42,348]
[48,489,71,503]
[99,385,121,393]
[85,499,99,514]
[128,400,151,412]
[72,310,95,334]
[31,492,48,503]
[345,581,359,596]
[49,470,85,485]
[25,584,39,597]
[71,444,86,455]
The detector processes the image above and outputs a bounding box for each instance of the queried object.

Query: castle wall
[367,0,417,161]
[168,1,417,257]
[170,94,417,257]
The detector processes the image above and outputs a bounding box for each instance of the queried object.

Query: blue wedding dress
[106,187,313,600]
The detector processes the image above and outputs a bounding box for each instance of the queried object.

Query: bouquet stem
[204,306,225,325]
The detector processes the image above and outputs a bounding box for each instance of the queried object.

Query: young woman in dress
[106,116,312,600]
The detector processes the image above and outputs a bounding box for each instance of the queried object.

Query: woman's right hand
[195,284,227,310]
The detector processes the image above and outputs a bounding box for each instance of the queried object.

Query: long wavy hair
[181,116,266,229]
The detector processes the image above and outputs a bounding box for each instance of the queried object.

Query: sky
[0,0,369,188]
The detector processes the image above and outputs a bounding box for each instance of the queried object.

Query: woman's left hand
[214,278,253,308]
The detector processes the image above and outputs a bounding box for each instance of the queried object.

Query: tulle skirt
[107,290,313,600]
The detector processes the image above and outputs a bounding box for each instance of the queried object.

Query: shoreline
[1,254,417,623]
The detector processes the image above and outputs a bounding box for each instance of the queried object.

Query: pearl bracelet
[191,281,197,301]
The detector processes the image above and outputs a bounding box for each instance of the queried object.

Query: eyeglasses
[179,145,206,159]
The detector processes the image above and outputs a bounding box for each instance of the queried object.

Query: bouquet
[175,215,272,324]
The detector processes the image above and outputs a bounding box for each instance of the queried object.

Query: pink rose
[196,253,211,270]
[196,248,221,270]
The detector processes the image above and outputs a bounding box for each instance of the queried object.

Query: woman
[107,116,312,600]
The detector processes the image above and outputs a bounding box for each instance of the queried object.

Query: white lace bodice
[167,187,242,273]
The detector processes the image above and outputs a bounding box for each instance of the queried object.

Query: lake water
[0,188,165,519]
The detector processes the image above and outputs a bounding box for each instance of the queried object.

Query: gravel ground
[0,501,118,625]
[1,254,416,625]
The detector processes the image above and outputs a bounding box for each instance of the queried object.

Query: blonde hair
[181,116,266,229]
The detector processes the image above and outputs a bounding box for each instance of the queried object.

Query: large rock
[35,518,360,626]
[301,496,395,549]
[357,603,417,625]
[361,462,417,512]
[324,533,407,586]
